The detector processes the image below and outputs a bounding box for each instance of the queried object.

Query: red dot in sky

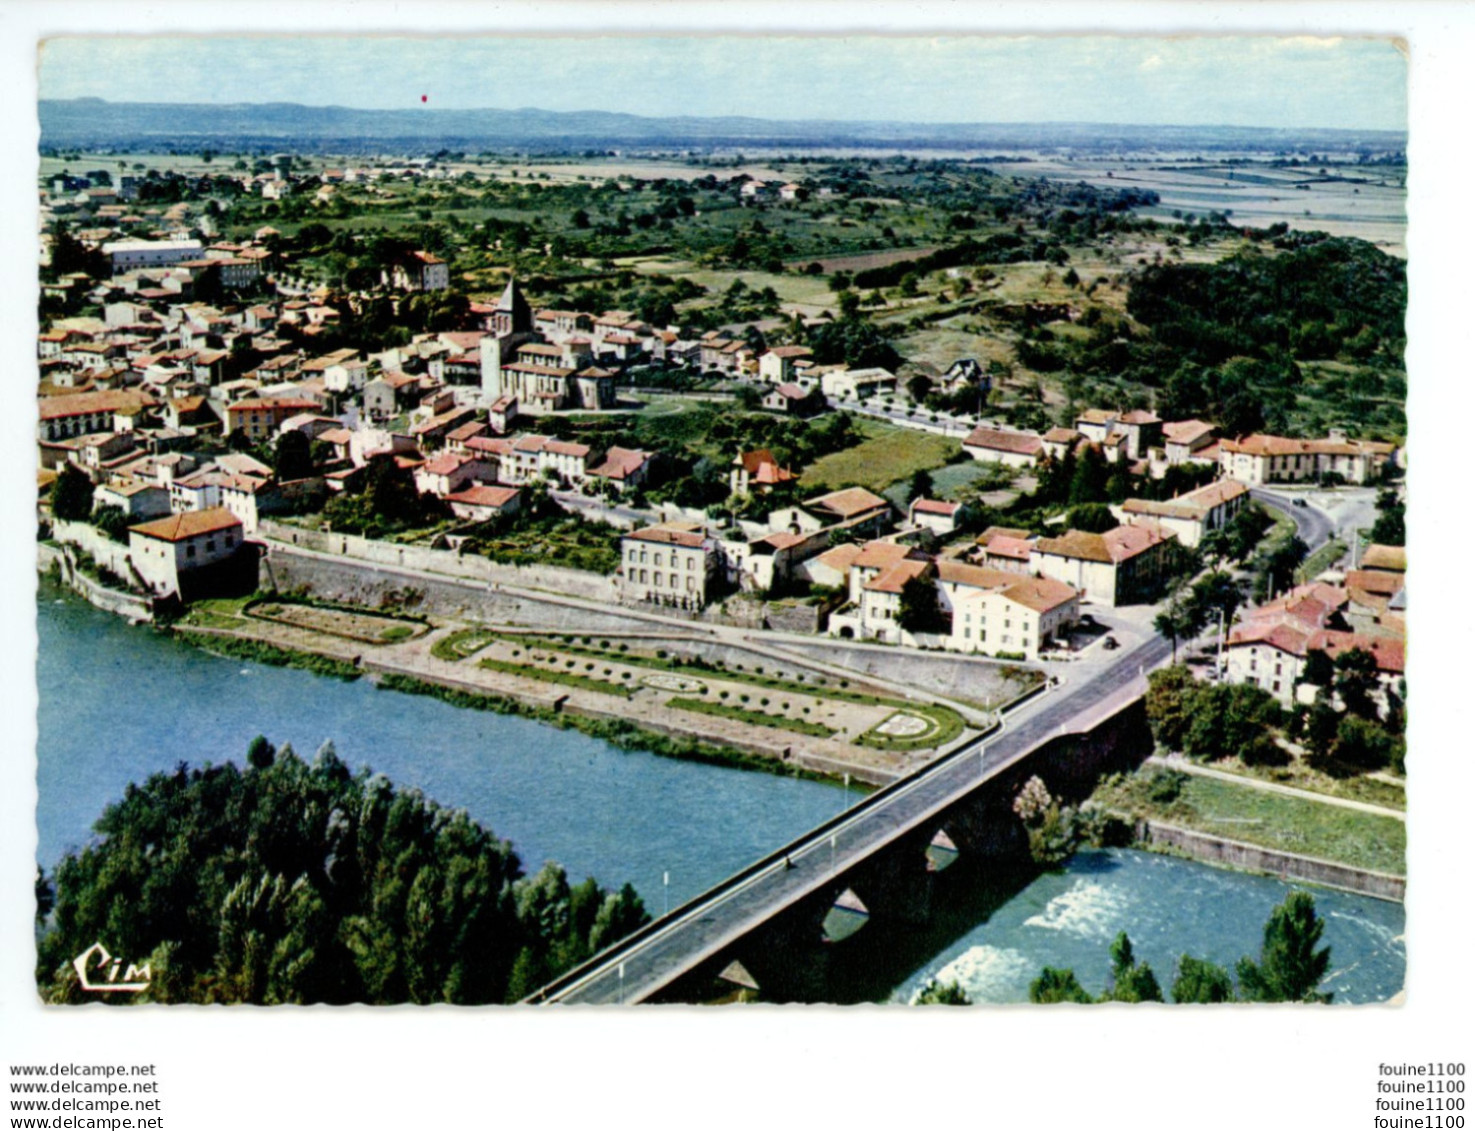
[421,95,428,103]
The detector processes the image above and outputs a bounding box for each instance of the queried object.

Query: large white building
[1118,478,1249,548]
[102,238,204,273]
[618,525,720,609]
[1218,431,1398,485]
[1031,524,1177,607]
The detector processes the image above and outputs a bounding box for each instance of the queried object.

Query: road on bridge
[535,629,1176,1004]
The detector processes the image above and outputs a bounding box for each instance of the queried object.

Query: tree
[1333,647,1381,720]
[1183,683,1286,766]
[1029,967,1093,1004]
[915,978,971,1005]
[1302,648,1335,688]
[51,465,95,523]
[1236,892,1332,1003]
[1369,489,1405,546]
[273,430,314,482]
[1145,665,1200,753]
[1012,776,1079,867]
[1332,714,1396,771]
[1258,534,1309,600]
[906,374,934,404]
[896,574,941,635]
[1067,443,1108,505]
[1171,955,1236,1003]
[907,468,934,503]
[246,735,275,770]
[1154,585,1207,663]
[1065,503,1116,534]
[1103,933,1163,1003]
[91,505,130,543]
[35,740,648,1004]
[1302,700,1342,768]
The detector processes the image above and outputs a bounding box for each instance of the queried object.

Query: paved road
[550,489,651,527]
[1250,486,1336,551]
[832,398,977,437]
[536,628,1175,1004]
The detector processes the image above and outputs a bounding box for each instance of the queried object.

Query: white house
[128,507,245,599]
[962,425,1043,468]
[1118,478,1249,548]
[618,525,720,609]
[908,498,962,536]
[1030,524,1177,607]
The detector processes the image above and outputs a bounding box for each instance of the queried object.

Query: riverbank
[170,608,927,786]
[1086,759,1406,902]
[34,584,853,915]
[1129,819,1405,902]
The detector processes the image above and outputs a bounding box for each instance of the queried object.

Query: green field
[1095,769,1405,875]
[800,419,958,493]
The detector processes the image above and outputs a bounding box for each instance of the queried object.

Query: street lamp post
[662,870,669,918]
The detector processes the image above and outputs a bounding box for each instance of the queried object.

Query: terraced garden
[427,625,971,751]
[248,600,429,644]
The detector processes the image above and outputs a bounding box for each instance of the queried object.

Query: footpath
[1146,753,1406,822]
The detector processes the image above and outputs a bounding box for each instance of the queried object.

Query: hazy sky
[39,35,1406,131]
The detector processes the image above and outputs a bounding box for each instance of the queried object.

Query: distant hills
[39,98,1407,157]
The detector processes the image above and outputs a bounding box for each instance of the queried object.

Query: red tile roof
[445,485,520,509]
[130,506,242,542]
[626,525,708,549]
[589,446,652,481]
[963,426,1043,457]
[865,558,934,594]
[805,486,889,520]
[1035,524,1174,564]
[912,498,961,517]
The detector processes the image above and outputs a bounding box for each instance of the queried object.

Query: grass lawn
[856,704,967,752]
[1095,769,1406,875]
[666,696,837,739]
[478,656,631,698]
[1173,757,1405,811]
[1259,502,1297,544]
[800,419,958,493]
[1298,539,1348,583]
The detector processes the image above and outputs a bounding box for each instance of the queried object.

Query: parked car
[1102,635,1119,650]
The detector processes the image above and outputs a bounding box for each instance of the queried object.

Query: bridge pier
[563,691,1158,1005]
[847,831,938,927]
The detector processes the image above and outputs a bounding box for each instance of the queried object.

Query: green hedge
[374,673,827,781]
[478,656,631,698]
[665,696,837,739]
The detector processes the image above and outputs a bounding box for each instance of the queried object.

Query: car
[1292,499,1308,508]
[1102,635,1119,650]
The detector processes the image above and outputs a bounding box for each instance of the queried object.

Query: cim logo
[71,942,151,993]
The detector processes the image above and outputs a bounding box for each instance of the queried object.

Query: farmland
[800,419,959,493]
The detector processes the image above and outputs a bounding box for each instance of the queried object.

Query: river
[35,585,1405,1003]
[887,849,1405,1005]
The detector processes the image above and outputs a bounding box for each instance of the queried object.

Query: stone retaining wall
[1137,819,1406,902]
[258,519,614,601]
[41,543,153,622]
